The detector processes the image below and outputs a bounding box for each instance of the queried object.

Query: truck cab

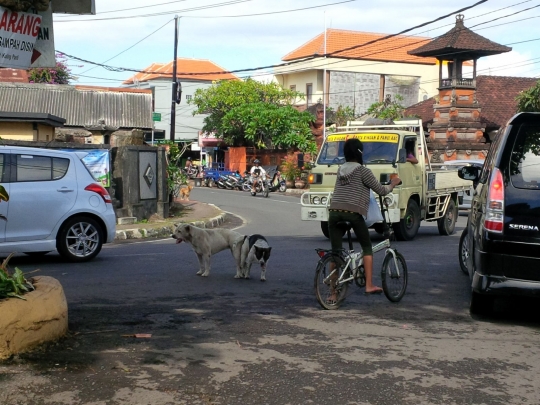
[301,119,470,240]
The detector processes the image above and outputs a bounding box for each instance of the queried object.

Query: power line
[60,1,491,78]
[55,0,189,16]
[54,0,255,22]
[77,18,173,76]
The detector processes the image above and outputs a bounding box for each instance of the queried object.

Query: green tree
[27,52,75,84]
[516,79,540,112]
[366,94,405,121]
[189,78,316,154]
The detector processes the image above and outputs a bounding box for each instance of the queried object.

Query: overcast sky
[52,0,540,87]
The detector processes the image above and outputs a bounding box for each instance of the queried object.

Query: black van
[458,112,540,315]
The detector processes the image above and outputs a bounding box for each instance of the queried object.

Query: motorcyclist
[250,159,267,196]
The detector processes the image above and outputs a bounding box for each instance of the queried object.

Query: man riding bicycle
[250,159,267,196]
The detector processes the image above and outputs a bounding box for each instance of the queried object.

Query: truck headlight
[312,196,320,204]
[384,194,394,207]
[321,196,328,205]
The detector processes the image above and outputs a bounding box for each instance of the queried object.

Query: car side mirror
[398,148,406,164]
[458,166,481,182]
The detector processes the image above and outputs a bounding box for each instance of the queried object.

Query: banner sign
[0,6,42,69]
[82,150,110,187]
[29,4,55,68]
[61,149,111,187]
[327,133,399,143]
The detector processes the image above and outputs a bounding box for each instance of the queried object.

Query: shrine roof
[408,15,511,60]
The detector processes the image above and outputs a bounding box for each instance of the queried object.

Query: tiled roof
[282,29,437,65]
[408,15,511,59]
[123,59,239,85]
[404,75,539,130]
[0,69,28,83]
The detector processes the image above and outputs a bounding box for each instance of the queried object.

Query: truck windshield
[317,132,400,165]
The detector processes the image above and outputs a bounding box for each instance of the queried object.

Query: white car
[0,146,116,262]
[436,159,484,209]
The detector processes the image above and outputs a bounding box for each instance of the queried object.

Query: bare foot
[365,286,383,295]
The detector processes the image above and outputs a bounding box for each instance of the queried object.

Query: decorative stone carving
[431,150,444,163]
[466,149,472,155]
[445,149,456,157]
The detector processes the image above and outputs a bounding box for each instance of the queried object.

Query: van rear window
[510,123,540,189]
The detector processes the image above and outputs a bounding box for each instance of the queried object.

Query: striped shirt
[329,162,392,216]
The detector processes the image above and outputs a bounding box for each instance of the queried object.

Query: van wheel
[57,216,104,262]
[393,199,420,241]
[470,291,494,316]
[438,199,457,235]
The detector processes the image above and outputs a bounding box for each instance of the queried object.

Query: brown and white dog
[171,224,245,278]
[179,184,194,201]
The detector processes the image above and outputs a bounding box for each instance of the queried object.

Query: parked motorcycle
[267,171,286,192]
[224,172,243,190]
[215,174,229,189]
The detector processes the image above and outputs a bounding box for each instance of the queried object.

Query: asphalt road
[2,187,540,405]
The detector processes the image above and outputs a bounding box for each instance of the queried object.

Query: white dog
[172,224,245,278]
[240,234,272,281]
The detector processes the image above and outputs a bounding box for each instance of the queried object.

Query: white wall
[125,79,210,142]
[274,57,439,107]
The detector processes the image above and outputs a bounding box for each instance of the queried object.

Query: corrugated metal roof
[0,83,153,129]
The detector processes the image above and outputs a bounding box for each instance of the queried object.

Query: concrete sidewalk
[114,201,227,241]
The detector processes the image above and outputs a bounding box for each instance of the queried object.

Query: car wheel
[458,227,470,274]
[393,199,421,241]
[57,216,104,262]
[470,291,494,316]
[437,199,457,235]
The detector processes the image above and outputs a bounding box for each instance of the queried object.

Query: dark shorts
[328,210,372,255]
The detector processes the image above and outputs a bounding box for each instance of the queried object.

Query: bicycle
[314,195,408,309]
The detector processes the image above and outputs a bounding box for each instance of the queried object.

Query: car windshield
[317,132,400,165]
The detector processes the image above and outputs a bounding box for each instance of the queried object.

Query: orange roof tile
[123,59,239,85]
[282,29,437,65]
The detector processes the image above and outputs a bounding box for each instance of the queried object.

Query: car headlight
[320,196,328,205]
[312,196,320,204]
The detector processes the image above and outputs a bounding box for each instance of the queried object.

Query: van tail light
[85,183,112,204]
[484,168,504,233]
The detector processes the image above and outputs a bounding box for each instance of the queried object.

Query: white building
[274,29,442,115]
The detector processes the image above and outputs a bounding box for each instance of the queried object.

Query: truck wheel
[393,199,421,241]
[321,221,330,238]
[437,199,457,236]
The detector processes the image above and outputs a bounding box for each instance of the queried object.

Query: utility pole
[170,15,179,141]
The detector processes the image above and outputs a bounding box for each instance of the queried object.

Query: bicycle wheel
[314,254,348,310]
[381,250,408,302]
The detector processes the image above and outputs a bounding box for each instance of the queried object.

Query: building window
[186,95,192,101]
[306,83,313,106]
[290,85,296,91]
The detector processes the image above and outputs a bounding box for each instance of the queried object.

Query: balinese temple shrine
[407,14,511,162]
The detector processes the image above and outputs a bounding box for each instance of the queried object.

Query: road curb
[114,209,227,241]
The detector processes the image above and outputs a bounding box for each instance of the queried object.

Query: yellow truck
[300,119,471,241]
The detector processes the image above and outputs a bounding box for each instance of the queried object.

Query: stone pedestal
[0,276,68,360]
